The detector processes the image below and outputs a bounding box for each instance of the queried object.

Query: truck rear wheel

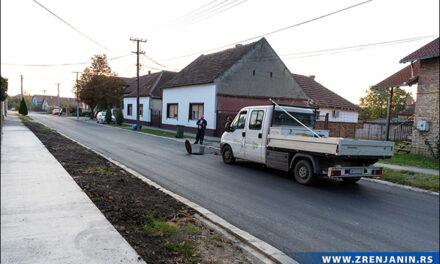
[222,145,235,164]
[294,160,316,185]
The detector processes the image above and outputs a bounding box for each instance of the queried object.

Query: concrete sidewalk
[1,116,145,264]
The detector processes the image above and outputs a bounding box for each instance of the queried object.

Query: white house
[122,71,177,126]
[292,74,361,138]
[161,38,309,136]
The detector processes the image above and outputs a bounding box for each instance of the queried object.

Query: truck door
[244,109,266,164]
[229,110,247,159]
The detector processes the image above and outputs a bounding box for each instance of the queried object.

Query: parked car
[96,111,116,123]
[52,108,62,115]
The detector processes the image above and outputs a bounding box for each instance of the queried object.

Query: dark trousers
[195,128,205,143]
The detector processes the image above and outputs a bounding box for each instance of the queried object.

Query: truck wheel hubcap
[298,167,308,178]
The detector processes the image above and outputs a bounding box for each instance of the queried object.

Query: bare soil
[24,120,251,264]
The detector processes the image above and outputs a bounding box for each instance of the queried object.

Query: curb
[361,178,439,196]
[40,122,297,264]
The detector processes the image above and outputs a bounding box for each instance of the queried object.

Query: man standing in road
[194,115,207,144]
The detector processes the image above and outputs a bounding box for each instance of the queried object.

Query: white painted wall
[162,84,217,129]
[123,97,150,122]
[317,108,358,123]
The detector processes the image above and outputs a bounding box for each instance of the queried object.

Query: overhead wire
[182,0,248,26]
[33,0,111,51]
[1,54,134,67]
[164,0,373,61]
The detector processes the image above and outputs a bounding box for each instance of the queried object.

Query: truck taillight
[375,169,382,175]
[331,170,341,176]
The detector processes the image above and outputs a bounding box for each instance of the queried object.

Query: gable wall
[215,40,308,100]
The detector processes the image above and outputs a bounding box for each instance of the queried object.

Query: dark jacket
[196,118,207,130]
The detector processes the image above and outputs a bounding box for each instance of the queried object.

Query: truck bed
[268,133,394,157]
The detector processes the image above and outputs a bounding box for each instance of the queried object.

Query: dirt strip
[24,120,251,264]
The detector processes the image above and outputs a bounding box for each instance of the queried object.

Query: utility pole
[130,37,147,131]
[73,71,81,120]
[56,83,61,117]
[385,87,394,141]
[20,75,24,99]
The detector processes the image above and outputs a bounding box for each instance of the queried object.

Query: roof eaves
[400,54,440,63]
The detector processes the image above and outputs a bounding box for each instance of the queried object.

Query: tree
[19,98,28,116]
[359,87,412,120]
[116,109,123,125]
[105,106,112,123]
[74,54,125,119]
[1,75,8,101]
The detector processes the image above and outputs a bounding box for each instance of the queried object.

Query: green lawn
[105,123,220,143]
[380,168,439,192]
[379,153,439,170]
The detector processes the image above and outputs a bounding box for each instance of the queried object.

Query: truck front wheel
[222,145,235,164]
[294,160,316,185]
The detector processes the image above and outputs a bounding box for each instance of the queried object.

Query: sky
[1,0,439,104]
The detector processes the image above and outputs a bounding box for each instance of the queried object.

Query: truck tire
[222,145,235,164]
[294,160,316,185]
[342,177,361,184]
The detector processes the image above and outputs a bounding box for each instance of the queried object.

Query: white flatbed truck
[220,104,394,185]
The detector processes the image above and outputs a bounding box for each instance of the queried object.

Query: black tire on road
[222,145,235,164]
[342,177,361,184]
[294,159,316,185]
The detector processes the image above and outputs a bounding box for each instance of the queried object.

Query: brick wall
[411,58,439,157]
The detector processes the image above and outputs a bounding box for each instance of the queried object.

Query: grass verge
[379,153,439,171]
[18,115,32,122]
[380,168,439,192]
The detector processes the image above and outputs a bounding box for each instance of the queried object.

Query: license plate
[349,169,363,174]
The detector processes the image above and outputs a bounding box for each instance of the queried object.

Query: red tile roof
[373,60,420,89]
[124,71,177,98]
[43,96,77,106]
[292,74,361,111]
[400,37,439,63]
[162,40,258,89]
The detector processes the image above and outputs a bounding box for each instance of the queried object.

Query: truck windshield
[272,110,315,128]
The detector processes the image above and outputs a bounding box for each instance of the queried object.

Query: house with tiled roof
[122,71,177,126]
[161,38,309,136]
[41,96,77,111]
[31,95,46,108]
[291,74,361,138]
[372,37,439,156]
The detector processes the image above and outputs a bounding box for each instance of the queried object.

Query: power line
[169,0,222,24]
[142,54,178,71]
[33,0,111,51]
[1,54,134,67]
[165,0,373,60]
[181,0,247,26]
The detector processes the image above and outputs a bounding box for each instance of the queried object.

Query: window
[232,111,247,129]
[272,110,315,128]
[139,104,143,117]
[189,103,204,120]
[332,110,340,118]
[167,103,178,119]
[127,104,133,116]
[249,110,264,130]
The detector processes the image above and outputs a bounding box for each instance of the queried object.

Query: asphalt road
[30,113,439,259]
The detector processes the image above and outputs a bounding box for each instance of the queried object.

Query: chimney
[148,70,151,75]
[309,75,315,80]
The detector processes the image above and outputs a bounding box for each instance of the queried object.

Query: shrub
[105,106,112,123]
[19,98,28,116]
[116,109,123,125]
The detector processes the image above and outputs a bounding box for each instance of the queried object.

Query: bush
[116,109,123,125]
[19,98,28,116]
[105,106,112,124]
[80,111,91,117]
